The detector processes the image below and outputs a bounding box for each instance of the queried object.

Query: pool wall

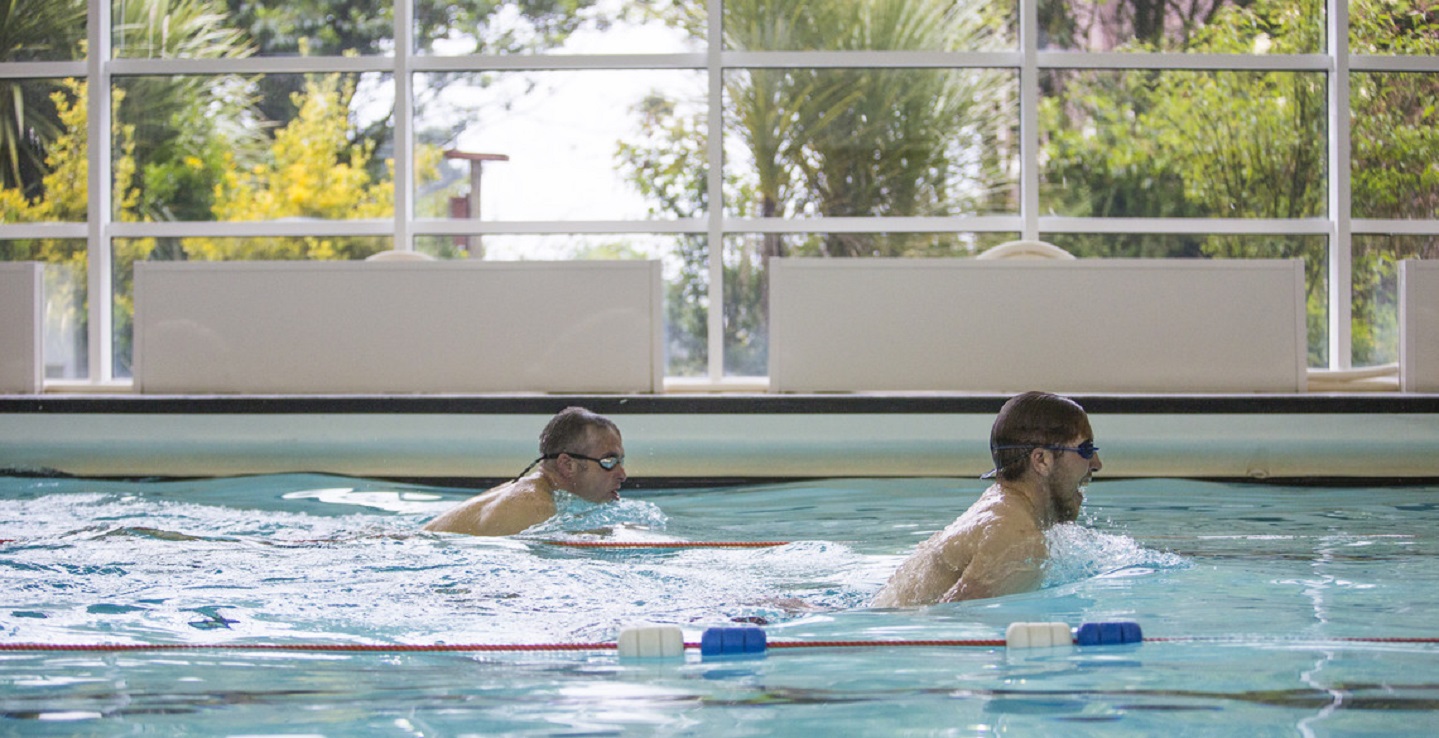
[3,394,1438,484]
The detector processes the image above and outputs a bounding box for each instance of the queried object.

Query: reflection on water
[3,475,1438,736]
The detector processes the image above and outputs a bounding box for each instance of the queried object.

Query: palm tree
[723,0,1008,256]
[112,0,256,222]
[0,0,86,198]
[622,0,1011,373]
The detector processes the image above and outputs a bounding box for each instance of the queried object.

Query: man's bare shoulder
[423,478,557,536]
[930,489,1039,563]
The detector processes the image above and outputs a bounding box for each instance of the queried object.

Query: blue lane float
[700,627,767,658]
[1075,621,1144,646]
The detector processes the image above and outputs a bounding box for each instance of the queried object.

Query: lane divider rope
[0,538,791,549]
[542,540,791,549]
[4,636,1436,655]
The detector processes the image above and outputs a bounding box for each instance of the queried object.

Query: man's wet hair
[988,392,1091,482]
[540,407,620,457]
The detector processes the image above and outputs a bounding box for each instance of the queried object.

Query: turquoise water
[2,474,1437,735]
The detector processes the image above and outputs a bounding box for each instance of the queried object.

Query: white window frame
[0,0,1436,389]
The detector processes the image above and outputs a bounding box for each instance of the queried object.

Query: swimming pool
[2,474,1437,735]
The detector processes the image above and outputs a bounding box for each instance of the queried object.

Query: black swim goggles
[516,451,625,479]
[556,452,625,470]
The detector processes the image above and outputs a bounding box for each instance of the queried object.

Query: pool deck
[3,393,1439,485]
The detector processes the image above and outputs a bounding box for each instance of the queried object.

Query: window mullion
[1328,0,1353,370]
[88,0,113,384]
[1019,0,1039,240]
[706,0,725,382]
[395,0,414,252]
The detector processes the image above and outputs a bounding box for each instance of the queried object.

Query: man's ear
[1029,447,1054,477]
[552,452,576,483]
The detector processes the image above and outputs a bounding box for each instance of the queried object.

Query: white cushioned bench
[133,260,663,393]
[0,263,43,394]
[768,258,1308,393]
[1401,260,1439,393]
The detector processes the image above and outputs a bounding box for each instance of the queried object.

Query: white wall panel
[133,260,663,393]
[1401,260,1439,393]
[0,263,42,394]
[769,258,1307,393]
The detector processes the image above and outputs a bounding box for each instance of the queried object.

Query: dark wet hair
[539,406,620,457]
[988,391,1091,482]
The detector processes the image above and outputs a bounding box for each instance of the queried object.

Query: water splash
[523,492,669,538]
[1042,522,1188,588]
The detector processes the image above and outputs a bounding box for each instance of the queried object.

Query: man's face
[564,427,627,504]
[1049,432,1100,523]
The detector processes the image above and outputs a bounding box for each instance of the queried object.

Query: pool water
[2,474,1437,735]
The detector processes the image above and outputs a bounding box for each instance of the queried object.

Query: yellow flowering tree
[0,80,154,374]
[182,72,394,261]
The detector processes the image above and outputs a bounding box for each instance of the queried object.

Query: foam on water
[1041,520,1189,588]
[0,477,877,647]
[5,475,1439,736]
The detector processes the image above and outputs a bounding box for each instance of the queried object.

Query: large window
[2,0,1436,388]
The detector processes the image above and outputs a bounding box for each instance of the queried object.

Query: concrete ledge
[3,394,1437,482]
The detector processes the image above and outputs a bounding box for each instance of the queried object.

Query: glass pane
[110,236,394,377]
[1041,69,1326,219]
[0,78,84,219]
[1353,235,1439,367]
[413,233,708,377]
[1,0,86,61]
[1047,234,1330,367]
[1351,0,1439,55]
[416,70,704,221]
[416,0,695,56]
[721,234,1013,377]
[0,239,88,380]
[720,0,1014,51]
[1352,72,1439,220]
[1038,0,1322,53]
[115,73,394,222]
[114,0,390,58]
[722,68,1018,219]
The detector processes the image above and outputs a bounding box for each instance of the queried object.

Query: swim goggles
[557,452,625,470]
[981,440,1099,479]
[516,451,625,479]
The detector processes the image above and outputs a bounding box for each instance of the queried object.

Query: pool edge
[3,393,1438,482]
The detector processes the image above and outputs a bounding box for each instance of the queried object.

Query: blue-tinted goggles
[560,452,625,470]
[1047,441,1099,460]
[993,440,1099,460]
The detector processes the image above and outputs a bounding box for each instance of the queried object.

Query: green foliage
[1039,0,1288,52]
[411,0,601,54]
[1346,0,1439,362]
[0,80,153,374]
[114,0,259,222]
[624,0,1011,375]
[230,0,604,186]
[614,93,710,373]
[184,73,393,261]
[0,0,86,197]
[1039,0,1439,366]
